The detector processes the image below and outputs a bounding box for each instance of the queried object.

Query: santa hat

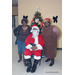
[40,18,51,28]
[44,18,51,22]
[30,24,40,33]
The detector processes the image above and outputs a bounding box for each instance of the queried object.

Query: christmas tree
[31,7,43,31]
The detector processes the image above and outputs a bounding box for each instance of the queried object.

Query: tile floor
[12,46,62,75]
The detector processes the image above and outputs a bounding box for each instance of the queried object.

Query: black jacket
[13,25,31,45]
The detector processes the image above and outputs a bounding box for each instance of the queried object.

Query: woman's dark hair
[21,19,28,24]
[21,15,28,24]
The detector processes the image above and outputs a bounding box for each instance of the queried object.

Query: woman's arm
[13,25,22,37]
[53,27,60,39]
[13,27,19,37]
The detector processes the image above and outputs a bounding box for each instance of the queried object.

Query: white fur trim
[34,37,38,44]
[36,44,43,50]
[24,55,31,59]
[26,44,32,51]
[34,56,41,60]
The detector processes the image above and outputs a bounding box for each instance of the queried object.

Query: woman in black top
[14,15,31,66]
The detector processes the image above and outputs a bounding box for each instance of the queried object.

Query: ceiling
[12,0,18,5]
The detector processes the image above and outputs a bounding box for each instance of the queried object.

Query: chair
[39,55,46,66]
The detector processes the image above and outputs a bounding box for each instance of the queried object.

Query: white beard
[32,30,39,38]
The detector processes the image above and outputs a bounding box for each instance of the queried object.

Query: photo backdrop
[18,0,62,48]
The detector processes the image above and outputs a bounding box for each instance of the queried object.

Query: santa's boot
[31,59,39,73]
[26,58,32,72]
[49,58,54,66]
[18,53,22,62]
[23,56,27,66]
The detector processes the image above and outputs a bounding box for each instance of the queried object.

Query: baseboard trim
[57,48,62,50]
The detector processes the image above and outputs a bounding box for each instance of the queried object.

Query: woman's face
[44,21,50,28]
[23,21,26,26]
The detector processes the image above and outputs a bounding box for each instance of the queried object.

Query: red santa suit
[24,25,44,60]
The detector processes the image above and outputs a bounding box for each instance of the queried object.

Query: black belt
[30,43,36,46]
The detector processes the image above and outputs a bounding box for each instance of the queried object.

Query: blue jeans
[17,40,26,55]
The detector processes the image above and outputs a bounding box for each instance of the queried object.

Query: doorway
[12,15,18,46]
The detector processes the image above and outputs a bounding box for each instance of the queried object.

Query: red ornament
[35,14,37,17]
[39,13,41,15]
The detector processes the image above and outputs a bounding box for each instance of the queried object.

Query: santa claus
[24,24,44,73]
